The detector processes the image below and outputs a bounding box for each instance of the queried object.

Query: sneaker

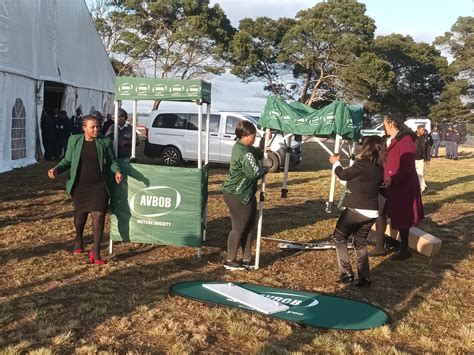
[242,261,255,270]
[224,261,245,271]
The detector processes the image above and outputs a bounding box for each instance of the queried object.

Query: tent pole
[197,104,203,169]
[113,101,119,158]
[131,100,137,160]
[203,104,210,243]
[326,134,342,213]
[281,135,292,198]
[255,128,270,270]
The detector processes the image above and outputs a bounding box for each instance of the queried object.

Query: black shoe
[337,272,355,284]
[355,277,371,287]
[224,261,245,271]
[369,249,388,257]
[242,260,254,270]
[453,157,459,160]
[391,250,412,261]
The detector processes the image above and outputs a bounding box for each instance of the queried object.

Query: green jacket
[222,141,266,204]
[55,134,121,195]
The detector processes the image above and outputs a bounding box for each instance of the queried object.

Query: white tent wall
[0,73,38,173]
[0,0,115,93]
[0,0,115,173]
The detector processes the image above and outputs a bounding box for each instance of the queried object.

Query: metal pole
[131,100,137,160]
[113,101,119,158]
[197,104,203,169]
[326,134,342,213]
[281,135,292,198]
[255,128,270,270]
[203,104,210,243]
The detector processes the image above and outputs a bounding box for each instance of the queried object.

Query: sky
[120,0,473,116]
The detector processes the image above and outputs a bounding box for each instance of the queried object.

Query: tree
[431,16,474,123]
[340,52,395,117]
[229,17,295,98]
[229,1,376,106]
[429,80,473,123]
[369,34,449,117]
[112,0,235,80]
[279,0,376,106]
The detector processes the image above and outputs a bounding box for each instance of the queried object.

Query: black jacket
[415,134,431,161]
[335,159,384,210]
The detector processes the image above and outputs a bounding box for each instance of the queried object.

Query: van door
[185,113,221,162]
[220,114,241,162]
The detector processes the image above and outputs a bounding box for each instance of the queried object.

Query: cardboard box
[367,223,441,257]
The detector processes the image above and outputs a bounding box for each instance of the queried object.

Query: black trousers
[223,193,257,262]
[334,208,375,279]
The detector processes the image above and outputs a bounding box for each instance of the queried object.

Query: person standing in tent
[54,110,71,159]
[47,115,123,264]
[222,121,269,270]
[101,113,114,136]
[105,108,136,162]
[379,114,424,260]
[41,109,57,161]
[70,108,83,135]
[329,136,386,287]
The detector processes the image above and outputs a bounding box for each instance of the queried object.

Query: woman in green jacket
[222,120,269,270]
[48,115,123,264]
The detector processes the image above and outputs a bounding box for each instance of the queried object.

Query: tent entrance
[43,81,66,114]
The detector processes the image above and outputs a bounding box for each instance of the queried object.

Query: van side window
[226,116,241,135]
[187,114,220,132]
[152,114,186,129]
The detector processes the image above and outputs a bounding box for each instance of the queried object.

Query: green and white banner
[110,163,208,247]
[115,77,211,103]
[171,281,389,330]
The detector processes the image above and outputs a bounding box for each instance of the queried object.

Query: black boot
[355,277,371,287]
[337,271,355,284]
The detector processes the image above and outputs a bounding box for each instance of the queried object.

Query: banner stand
[109,78,211,256]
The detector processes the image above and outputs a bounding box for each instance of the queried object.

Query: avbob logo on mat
[129,186,181,217]
[262,291,319,308]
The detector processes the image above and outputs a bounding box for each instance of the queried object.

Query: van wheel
[162,146,182,166]
[266,152,280,173]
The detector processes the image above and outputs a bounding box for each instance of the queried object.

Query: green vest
[222,141,265,204]
[55,134,121,195]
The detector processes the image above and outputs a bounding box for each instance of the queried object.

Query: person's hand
[329,155,340,164]
[47,168,57,179]
[381,176,392,188]
[115,171,123,184]
[425,160,430,166]
[266,131,272,140]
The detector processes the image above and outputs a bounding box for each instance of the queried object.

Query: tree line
[88,0,473,123]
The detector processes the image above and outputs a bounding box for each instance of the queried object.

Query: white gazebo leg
[326,134,342,213]
[255,128,271,270]
[281,135,292,198]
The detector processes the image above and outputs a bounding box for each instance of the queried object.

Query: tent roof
[0,0,115,93]
[115,77,212,104]
[259,96,363,141]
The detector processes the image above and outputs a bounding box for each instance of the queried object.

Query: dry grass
[0,143,473,353]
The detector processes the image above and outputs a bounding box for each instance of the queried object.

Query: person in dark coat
[430,126,441,157]
[70,108,84,135]
[381,114,424,260]
[101,113,114,136]
[414,125,431,193]
[451,127,461,160]
[48,115,123,264]
[329,136,386,287]
[55,110,71,159]
[41,109,57,160]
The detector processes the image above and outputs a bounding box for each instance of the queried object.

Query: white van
[144,111,302,172]
[360,118,431,139]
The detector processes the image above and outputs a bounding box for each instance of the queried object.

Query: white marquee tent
[0,0,116,173]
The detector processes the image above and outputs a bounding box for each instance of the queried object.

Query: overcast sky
[123,0,472,116]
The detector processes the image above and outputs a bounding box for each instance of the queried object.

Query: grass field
[0,142,473,353]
